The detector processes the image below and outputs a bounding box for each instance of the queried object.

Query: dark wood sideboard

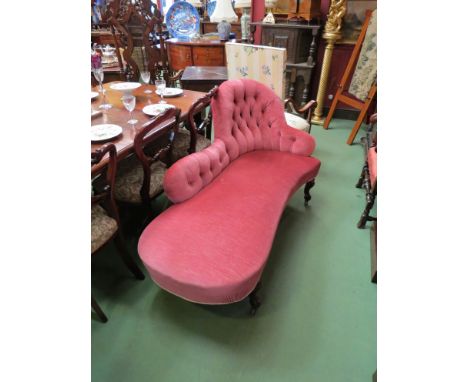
[166,38,237,71]
[250,22,321,106]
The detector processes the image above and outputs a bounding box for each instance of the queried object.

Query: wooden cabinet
[167,44,193,70]
[166,38,233,71]
[250,22,321,106]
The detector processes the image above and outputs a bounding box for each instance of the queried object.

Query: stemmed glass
[155,79,166,104]
[141,70,152,93]
[93,67,112,110]
[121,94,138,125]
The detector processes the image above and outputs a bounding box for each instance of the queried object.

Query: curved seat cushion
[368,147,377,188]
[114,156,167,204]
[138,150,321,304]
[284,112,310,132]
[92,205,118,254]
[172,129,211,161]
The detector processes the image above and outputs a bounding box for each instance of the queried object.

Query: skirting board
[323,107,360,121]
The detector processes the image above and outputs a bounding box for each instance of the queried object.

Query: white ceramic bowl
[109,82,141,95]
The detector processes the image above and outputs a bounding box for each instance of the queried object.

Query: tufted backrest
[164,79,316,203]
[211,79,291,161]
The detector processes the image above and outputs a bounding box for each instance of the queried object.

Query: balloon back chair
[172,87,219,161]
[91,143,145,323]
[114,107,181,216]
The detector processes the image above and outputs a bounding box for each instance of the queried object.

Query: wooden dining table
[91,81,206,174]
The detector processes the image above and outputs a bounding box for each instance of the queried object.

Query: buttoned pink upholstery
[138,79,321,305]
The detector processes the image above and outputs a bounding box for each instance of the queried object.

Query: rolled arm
[163,139,230,203]
[279,125,317,156]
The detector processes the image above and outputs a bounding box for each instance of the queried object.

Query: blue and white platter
[207,1,216,17]
[166,1,200,39]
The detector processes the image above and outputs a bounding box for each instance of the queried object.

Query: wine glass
[155,79,166,104]
[141,70,152,94]
[93,67,112,110]
[121,95,138,125]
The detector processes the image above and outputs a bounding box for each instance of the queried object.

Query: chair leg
[356,163,367,189]
[357,189,377,229]
[92,295,108,323]
[248,282,262,316]
[114,233,145,280]
[304,180,315,206]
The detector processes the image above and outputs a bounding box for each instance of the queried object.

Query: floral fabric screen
[348,9,377,101]
[225,43,287,99]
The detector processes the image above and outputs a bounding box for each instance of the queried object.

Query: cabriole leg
[304,180,315,206]
[248,282,262,316]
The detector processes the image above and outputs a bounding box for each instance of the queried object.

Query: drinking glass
[141,71,152,93]
[121,95,138,125]
[93,68,112,110]
[155,79,166,104]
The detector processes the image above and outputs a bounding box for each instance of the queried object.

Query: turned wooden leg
[357,188,377,229]
[114,233,145,280]
[248,282,262,316]
[92,295,108,323]
[356,164,367,189]
[304,180,315,206]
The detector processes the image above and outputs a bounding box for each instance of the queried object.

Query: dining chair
[91,143,145,323]
[114,107,181,213]
[172,87,219,161]
[225,42,318,134]
[356,113,377,228]
[106,0,183,86]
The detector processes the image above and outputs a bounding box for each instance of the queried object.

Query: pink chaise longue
[138,79,321,314]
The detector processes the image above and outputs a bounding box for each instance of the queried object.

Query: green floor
[92,118,377,382]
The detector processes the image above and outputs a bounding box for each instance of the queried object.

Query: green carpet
[92,118,377,382]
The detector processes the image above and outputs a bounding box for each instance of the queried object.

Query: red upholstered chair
[138,79,321,314]
[356,113,377,228]
[91,144,145,323]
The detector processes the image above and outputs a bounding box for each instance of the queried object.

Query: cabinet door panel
[192,47,225,66]
[167,44,193,70]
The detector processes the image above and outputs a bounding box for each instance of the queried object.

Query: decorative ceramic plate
[166,1,200,39]
[156,88,184,97]
[207,1,235,18]
[142,103,176,117]
[207,1,216,17]
[91,91,99,100]
[91,124,123,142]
[109,82,141,93]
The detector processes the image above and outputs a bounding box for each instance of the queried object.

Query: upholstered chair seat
[284,112,310,132]
[172,129,211,161]
[91,204,118,254]
[368,147,377,188]
[114,156,167,204]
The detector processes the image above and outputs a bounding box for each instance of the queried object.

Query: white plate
[156,88,183,97]
[142,103,176,117]
[109,82,141,92]
[91,91,99,100]
[91,124,123,142]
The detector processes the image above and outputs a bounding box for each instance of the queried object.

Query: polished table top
[91,81,206,174]
[181,66,227,81]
